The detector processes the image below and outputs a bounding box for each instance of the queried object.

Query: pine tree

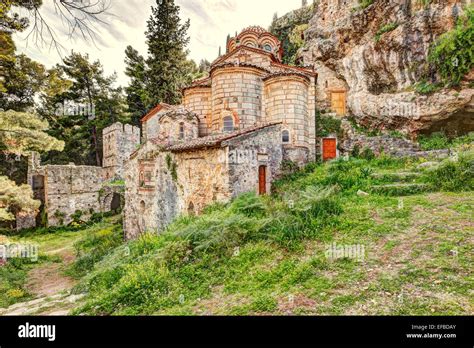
[145,0,191,106]
[124,46,149,125]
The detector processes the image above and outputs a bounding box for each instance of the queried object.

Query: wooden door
[322,138,337,161]
[258,166,267,195]
[331,91,346,116]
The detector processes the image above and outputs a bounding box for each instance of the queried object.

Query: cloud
[13,0,302,87]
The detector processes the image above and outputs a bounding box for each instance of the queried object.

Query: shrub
[229,193,266,218]
[175,211,264,255]
[418,132,450,150]
[375,22,399,42]
[67,225,123,278]
[423,149,474,192]
[360,148,375,160]
[418,132,474,150]
[428,5,474,86]
[414,80,442,95]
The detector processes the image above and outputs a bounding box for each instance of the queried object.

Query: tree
[43,52,127,166]
[1,0,111,55]
[0,54,47,112]
[124,46,149,125]
[0,176,39,222]
[145,0,192,105]
[0,110,64,222]
[198,59,211,76]
[0,110,64,155]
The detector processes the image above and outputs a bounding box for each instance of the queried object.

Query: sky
[13,0,302,87]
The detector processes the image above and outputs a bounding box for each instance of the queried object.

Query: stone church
[123,26,320,239]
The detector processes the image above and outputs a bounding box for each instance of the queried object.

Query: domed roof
[236,26,269,38]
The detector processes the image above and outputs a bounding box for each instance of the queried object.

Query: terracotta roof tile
[164,122,282,152]
[140,103,173,123]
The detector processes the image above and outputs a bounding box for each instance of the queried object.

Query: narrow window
[282,130,290,143]
[179,122,185,140]
[223,116,234,132]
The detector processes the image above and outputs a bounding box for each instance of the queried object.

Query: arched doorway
[258,165,267,195]
[110,193,121,212]
[32,175,45,226]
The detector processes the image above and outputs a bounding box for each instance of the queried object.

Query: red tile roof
[163,122,282,152]
[140,103,173,123]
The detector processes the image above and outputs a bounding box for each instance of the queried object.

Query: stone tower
[102,122,140,180]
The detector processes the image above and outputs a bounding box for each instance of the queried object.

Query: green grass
[0,216,121,309]
[65,148,472,315]
[3,147,473,315]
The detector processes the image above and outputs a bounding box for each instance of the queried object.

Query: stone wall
[35,165,104,226]
[211,66,266,131]
[123,141,230,240]
[226,125,283,196]
[264,74,315,162]
[123,125,284,240]
[174,147,231,215]
[183,87,212,137]
[158,111,199,142]
[102,122,140,180]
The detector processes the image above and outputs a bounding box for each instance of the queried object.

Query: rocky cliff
[299,0,474,136]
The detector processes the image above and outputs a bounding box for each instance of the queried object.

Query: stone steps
[371,171,422,183]
[0,293,83,316]
[370,183,432,196]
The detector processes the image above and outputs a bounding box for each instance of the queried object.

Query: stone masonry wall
[42,165,104,226]
[264,75,311,157]
[226,125,283,196]
[174,147,231,215]
[211,66,266,131]
[103,122,140,180]
[183,87,212,137]
[123,142,230,240]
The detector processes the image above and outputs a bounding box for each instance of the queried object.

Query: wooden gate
[258,165,267,195]
[331,91,346,116]
[322,138,337,161]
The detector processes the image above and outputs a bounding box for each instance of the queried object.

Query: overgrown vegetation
[64,144,473,315]
[375,22,399,42]
[417,131,474,150]
[316,112,343,138]
[428,4,474,87]
[269,5,315,65]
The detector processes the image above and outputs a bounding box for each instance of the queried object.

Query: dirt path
[0,244,83,316]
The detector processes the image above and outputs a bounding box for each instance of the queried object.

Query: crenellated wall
[103,122,140,180]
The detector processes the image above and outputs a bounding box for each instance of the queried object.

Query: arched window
[179,122,185,140]
[188,202,195,216]
[282,130,290,143]
[263,44,272,52]
[140,200,146,213]
[223,116,234,132]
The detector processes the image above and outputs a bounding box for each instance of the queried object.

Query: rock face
[300,0,474,135]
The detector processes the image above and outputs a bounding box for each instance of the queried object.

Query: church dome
[226,26,282,61]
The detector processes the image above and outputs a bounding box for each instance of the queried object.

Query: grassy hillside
[61,147,473,316]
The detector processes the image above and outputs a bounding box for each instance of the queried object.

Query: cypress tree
[145,0,191,106]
